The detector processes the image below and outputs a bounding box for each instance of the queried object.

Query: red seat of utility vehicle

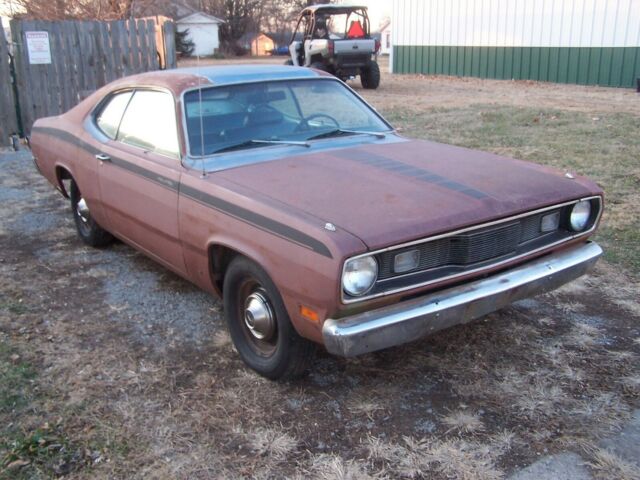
[347,20,365,38]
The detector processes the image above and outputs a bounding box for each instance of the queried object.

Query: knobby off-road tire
[360,60,381,89]
[69,180,113,247]
[223,256,316,380]
[310,61,329,72]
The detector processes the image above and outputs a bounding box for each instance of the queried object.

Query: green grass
[0,342,35,413]
[0,342,90,479]
[384,105,640,274]
[0,339,132,479]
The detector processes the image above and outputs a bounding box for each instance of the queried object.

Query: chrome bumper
[323,241,602,357]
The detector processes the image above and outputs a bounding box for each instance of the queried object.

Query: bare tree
[198,0,261,46]
[10,0,159,20]
[260,0,307,45]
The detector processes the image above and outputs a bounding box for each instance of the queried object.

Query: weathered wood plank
[0,29,18,144]
[116,21,131,77]
[147,20,159,70]
[108,21,123,79]
[128,19,141,73]
[48,21,65,115]
[62,21,81,108]
[101,22,117,83]
[92,21,106,88]
[138,19,152,71]
[163,21,177,69]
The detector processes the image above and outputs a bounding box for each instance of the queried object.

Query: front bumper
[323,241,602,357]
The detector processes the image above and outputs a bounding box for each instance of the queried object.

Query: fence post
[162,21,177,69]
[0,28,19,144]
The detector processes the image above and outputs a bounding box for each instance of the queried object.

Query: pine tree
[175,28,195,57]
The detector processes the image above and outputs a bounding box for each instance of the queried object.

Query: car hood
[218,138,601,251]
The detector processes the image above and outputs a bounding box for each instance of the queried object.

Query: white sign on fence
[25,31,51,64]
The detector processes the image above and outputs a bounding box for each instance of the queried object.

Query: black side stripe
[33,126,333,258]
[180,185,332,258]
[33,126,182,192]
[334,149,489,200]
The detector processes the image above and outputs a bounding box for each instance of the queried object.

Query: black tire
[223,256,315,380]
[69,180,113,247]
[310,61,328,72]
[284,59,293,66]
[360,60,381,89]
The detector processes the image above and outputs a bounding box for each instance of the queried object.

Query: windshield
[184,79,390,156]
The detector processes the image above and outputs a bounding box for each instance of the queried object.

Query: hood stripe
[335,149,488,200]
[32,126,333,258]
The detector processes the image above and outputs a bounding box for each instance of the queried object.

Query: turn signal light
[300,305,319,323]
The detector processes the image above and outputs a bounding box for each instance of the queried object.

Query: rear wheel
[223,256,315,380]
[310,61,328,72]
[69,180,113,247]
[360,60,381,89]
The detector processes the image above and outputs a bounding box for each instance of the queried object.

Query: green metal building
[391,0,640,88]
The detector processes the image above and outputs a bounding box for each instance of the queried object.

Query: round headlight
[570,200,591,231]
[342,256,378,296]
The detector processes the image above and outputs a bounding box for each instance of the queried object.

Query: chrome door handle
[95,153,111,162]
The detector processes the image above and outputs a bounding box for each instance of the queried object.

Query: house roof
[176,11,225,24]
[378,20,391,33]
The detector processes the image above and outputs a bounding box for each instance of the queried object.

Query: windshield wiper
[210,139,310,155]
[306,129,386,141]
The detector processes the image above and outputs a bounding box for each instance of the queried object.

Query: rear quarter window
[95,91,133,139]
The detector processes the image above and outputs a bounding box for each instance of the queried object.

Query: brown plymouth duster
[30,65,603,379]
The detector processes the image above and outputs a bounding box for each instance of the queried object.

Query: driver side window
[117,90,180,159]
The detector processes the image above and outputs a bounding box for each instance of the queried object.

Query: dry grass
[365,435,509,479]
[582,444,640,480]
[245,426,298,461]
[307,454,375,480]
[441,410,485,435]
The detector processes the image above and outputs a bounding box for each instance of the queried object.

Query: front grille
[341,196,602,303]
[377,210,559,281]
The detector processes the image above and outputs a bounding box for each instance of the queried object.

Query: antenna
[197,53,206,178]
[197,0,206,178]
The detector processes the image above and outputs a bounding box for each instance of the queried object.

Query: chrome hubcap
[244,291,275,340]
[76,198,90,223]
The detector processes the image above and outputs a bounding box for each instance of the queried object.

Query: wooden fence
[0,32,18,146]
[8,18,176,137]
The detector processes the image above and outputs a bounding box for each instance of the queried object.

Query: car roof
[109,65,329,96]
[178,64,324,85]
[302,5,368,14]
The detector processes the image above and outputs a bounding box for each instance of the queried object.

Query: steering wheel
[296,113,340,132]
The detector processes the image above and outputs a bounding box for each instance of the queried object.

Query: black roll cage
[289,7,371,44]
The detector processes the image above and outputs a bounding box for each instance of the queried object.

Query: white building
[391,0,640,87]
[176,11,224,57]
[379,20,392,56]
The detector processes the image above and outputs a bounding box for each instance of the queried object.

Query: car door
[95,89,186,275]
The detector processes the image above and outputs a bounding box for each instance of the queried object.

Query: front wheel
[223,256,315,380]
[284,59,293,66]
[69,180,113,247]
[360,60,381,89]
